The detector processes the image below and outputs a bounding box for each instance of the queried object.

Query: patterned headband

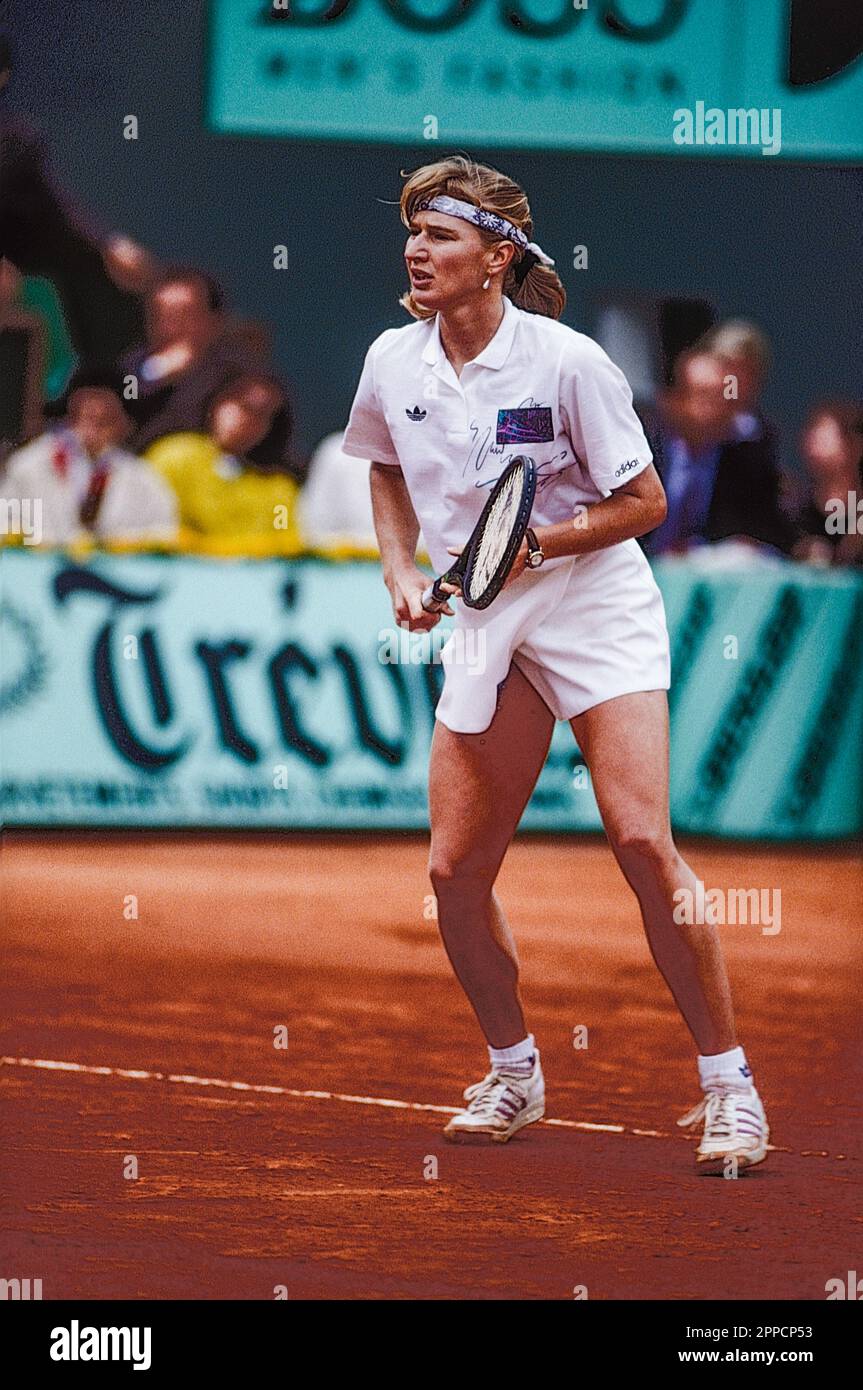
[413,195,555,276]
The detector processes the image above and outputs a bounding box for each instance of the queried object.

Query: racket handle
[421,580,449,613]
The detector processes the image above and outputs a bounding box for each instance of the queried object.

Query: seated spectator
[143,373,300,554]
[789,401,863,568]
[299,430,429,558]
[1,366,177,547]
[120,266,302,481]
[640,349,795,557]
[697,318,775,447]
[299,431,379,554]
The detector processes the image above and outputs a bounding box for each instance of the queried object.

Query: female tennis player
[342,156,769,1175]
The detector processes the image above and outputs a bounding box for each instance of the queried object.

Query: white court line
[0,1056,850,1160]
[1,1055,617,1131]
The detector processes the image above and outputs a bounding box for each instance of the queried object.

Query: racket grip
[421,580,449,613]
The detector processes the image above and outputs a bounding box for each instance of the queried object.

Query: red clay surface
[1,831,861,1300]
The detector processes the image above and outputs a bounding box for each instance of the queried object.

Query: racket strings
[468,467,524,598]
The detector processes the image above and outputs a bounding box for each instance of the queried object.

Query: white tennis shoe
[677,1084,770,1174]
[444,1052,545,1143]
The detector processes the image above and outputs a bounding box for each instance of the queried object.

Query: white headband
[414,194,555,273]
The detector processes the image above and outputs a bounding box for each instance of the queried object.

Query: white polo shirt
[342,294,653,575]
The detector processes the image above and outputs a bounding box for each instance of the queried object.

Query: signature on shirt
[463,399,575,492]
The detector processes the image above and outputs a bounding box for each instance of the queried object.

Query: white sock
[489,1034,536,1074]
[698,1045,753,1091]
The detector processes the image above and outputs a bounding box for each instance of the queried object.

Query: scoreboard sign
[206,0,863,158]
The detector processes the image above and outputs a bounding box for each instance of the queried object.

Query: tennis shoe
[677,1083,769,1175]
[443,1051,545,1143]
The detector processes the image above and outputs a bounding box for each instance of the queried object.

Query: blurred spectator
[0,31,150,365]
[299,430,429,558]
[1,366,177,547]
[120,268,248,442]
[119,266,301,482]
[698,318,775,447]
[299,431,379,554]
[0,258,44,458]
[143,373,300,554]
[789,401,863,568]
[640,349,795,557]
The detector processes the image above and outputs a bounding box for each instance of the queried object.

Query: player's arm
[369,462,453,631]
[516,339,667,569]
[527,463,667,563]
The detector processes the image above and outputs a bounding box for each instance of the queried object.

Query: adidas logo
[739,1064,753,1078]
[405,405,427,421]
[614,457,639,478]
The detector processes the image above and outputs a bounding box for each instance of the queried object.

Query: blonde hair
[397,155,565,322]
[699,319,771,378]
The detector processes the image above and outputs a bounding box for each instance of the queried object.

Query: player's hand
[389,565,454,632]
[439,547,464,600]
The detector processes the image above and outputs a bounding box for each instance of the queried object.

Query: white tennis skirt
[435,539,671,734]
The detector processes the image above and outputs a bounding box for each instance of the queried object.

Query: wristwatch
[524,527,545,569]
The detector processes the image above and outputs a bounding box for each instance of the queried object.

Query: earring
[482,276,491,290]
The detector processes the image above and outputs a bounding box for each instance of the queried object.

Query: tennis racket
[421,455,538,612]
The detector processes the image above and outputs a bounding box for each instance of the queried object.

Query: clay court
[2,831,860,1301]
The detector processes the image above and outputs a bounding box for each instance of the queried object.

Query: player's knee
[608,821,674,867]
[428,852,496,898]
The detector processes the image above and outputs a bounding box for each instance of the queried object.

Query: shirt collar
[421,294,519,371]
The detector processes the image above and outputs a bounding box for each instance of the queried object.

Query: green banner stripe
[667,582,713,720]
[776,591,863,827]
[688,585,805,818]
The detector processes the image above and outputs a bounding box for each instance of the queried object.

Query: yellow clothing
[145,433,301,556]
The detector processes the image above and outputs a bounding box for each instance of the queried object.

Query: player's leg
[429,661,554,1142]
[570,690,768,1171]
[429,660,555,1047]
[570,689,734,1051]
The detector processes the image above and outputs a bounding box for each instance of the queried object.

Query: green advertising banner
[1,551,861,837]
[207,0,863,159]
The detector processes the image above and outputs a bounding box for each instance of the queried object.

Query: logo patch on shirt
[614,458,640,478]
[405,405,427,422]
[496,407,554,445]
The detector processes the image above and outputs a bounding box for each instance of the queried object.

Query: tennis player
[342,155,770,1174]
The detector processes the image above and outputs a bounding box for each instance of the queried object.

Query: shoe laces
[677,1085,751,1140]
[463,1069,524,1118]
